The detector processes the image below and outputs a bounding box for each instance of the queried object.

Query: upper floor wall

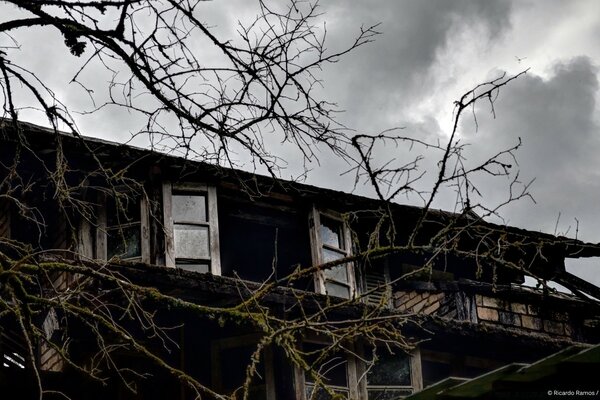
[1,123,599,329]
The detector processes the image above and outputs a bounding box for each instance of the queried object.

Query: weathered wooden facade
[1,120,599,399]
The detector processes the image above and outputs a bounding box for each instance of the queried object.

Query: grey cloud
[461,57,600,242]
[318,0,513,133]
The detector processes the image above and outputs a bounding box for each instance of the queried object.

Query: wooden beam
[556,272,600,302]
[162,182,175,268]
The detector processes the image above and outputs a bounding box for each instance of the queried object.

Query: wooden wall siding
[0,198,10,238]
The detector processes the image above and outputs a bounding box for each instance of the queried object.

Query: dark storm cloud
[461,56,600,239]
[318,0,513,133]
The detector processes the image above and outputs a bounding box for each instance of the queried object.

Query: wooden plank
[355,343,368,400]
[140,196,151,264]
[308,206,325,294]
[556,271,600,301]
[95,192,107,260]
[343,215,357,299]
[294,363,306,400]
[207,186,221,276]
[78,217,94,259]
[162,182,175,268]
[172,182,208,193]
[264,346,277,400]
[411,347,424,391]
[346,345,360,400]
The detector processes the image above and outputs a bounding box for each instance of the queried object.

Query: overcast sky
[2,0,600,284]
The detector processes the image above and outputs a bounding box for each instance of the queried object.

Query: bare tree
[0,0,378,174]
[0,1,589,400]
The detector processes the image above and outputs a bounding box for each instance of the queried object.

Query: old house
[0,120,599,399]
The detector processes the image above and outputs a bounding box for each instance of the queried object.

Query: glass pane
[324,264,348,283]
[106,197,140,226]
[367,352,411,386]
[325,281,350,298]
[322,247,345,263]
[320,217,343,249]
[172,194,207,223]
[176,263,210,273]
[368,388,412,400]
[107,225,141,259]
[174,224,210,259]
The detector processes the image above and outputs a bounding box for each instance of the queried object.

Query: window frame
[96,191,150,263]
[295,339,422,400]
[357,346,423,399]
[162,182,221,275]
[295,337,360,400]
[309,207,356,299]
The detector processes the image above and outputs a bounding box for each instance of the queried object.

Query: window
[303,342,354,399]
[309,209,355,298]
[97,192,150,262]
[211,335,275,400]
[299,341,421,400]
[163,183,221,274]
[365,351,414,399]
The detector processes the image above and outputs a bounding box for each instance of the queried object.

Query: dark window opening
[106,196,142,260]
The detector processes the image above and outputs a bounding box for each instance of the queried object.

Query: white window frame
[162,182,221,275]
[96,191,150,263]
[309,207,356,299]
[211,334,276,400]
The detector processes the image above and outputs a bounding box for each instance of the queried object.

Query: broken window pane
[367,352,411,386]
[107,225,141,259]
[324,264,348,283]
[320,217,343,249]
[174,224,210,259]
[322,247,345,263]
[172,194,207,223]
[325,281,351,298]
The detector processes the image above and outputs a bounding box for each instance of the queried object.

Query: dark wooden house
[1,120,599,399]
